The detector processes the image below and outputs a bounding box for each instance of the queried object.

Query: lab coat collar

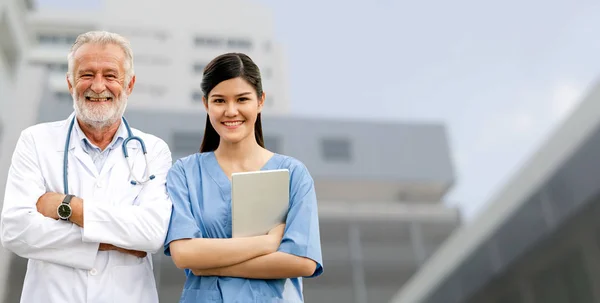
[56,112,136,152]
[72,116,128,154]
[56,112,141,179]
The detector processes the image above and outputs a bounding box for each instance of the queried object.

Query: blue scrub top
[164,152,324,303]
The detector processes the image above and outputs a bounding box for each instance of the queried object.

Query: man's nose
[90,74,106,94]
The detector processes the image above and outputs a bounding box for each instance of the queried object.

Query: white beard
[72,89,128,129]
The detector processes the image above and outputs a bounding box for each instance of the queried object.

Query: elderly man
[1,31,172,303]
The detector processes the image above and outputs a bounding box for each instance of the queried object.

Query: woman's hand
[189,224,286,276]
[191,268,209,276]
[266,223,286,252]
[191,268,220,276]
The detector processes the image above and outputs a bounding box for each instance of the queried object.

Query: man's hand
[98,243,114,251]
[115,247,147,258]
[36,192,65,220]
[98,243,147,258]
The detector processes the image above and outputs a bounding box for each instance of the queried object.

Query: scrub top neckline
[203,151,280,196]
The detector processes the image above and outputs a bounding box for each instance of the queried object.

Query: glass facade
[466,179,600,303]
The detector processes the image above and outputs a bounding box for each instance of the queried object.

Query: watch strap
[62,194,74,205]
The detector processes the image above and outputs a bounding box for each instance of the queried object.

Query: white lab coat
[1,113,173,303]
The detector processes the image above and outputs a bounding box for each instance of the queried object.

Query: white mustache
[83,90,115,99]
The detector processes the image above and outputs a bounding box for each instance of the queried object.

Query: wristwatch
[57,194,74,220]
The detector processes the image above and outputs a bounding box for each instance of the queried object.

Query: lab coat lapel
[55,113,94,178]
[100,137,140,180]
[71,143,99,178]
[58,113,98,178]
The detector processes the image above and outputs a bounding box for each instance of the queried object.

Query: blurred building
[27,0,289,116]
[0,0,33,145]
[0,1,462,303]
[391,79,600,303]
[0,0,39,301]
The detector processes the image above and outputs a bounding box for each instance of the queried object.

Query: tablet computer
[231,169,290,238]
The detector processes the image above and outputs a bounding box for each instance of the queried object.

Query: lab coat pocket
[113,184,144,206]
[110,261,158,303]
[108,161,145,206]
[21,260,77,302]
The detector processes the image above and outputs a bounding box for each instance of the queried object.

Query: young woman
[164,52,324,302]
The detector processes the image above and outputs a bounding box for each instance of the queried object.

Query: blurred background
[2,0,600,302]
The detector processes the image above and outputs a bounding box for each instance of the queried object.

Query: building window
[194,36,252,50]
[227,38,252,50]
[37,34,75,46]
[136,56,170,66]
[321,138,352,162]
[0,15,19,74]
[194,36,223,48]
[193,63,205,74]
[110,27,170,43]
[54,91,72,102]
[135,84,166,97]
[264,135,282,154]
[65,35,77,45]
[172,132,202,155]
[47,63,68,73]
[37,34,57,44]
[192,91,203,102]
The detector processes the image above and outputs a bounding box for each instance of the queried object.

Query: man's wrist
[57,194,74,220]
[68,197,84,227]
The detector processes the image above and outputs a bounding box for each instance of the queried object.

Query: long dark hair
[199,53,265,153]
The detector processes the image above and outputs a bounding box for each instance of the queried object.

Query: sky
[36,0,600,221]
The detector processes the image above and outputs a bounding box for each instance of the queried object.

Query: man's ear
[126,75,136,95]
[67,74,73,95]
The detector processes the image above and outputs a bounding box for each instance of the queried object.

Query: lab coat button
[96,181,104,188]
[89,268,97,276]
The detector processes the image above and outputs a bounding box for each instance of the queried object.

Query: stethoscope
[63,116,155,194]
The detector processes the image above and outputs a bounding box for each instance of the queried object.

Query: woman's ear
[203,96,209,112]
[258,92,265,113]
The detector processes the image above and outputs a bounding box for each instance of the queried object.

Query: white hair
[67,30,135,86]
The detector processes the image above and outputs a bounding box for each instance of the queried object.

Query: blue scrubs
[164,152,324,303]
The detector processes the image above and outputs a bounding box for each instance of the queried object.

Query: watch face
[57,204,72,219]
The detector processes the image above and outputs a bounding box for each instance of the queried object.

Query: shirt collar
[73,118,128,153]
